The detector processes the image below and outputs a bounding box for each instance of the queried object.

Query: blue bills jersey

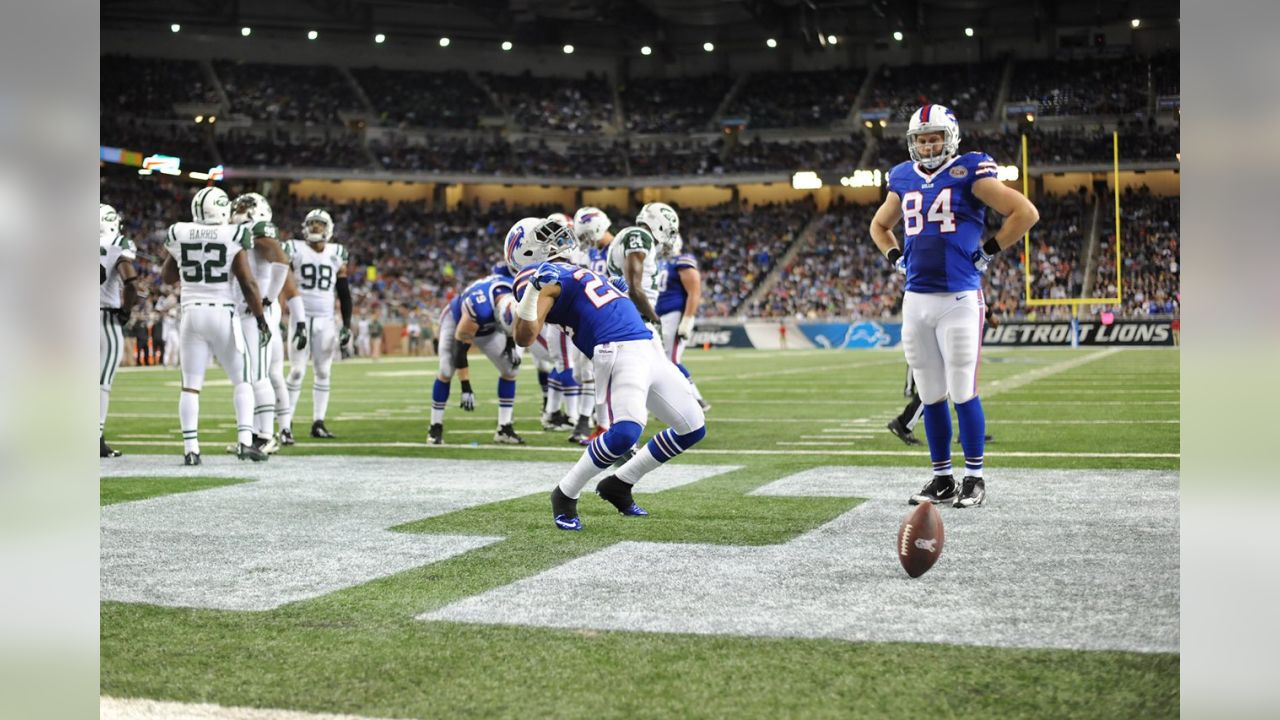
[655,253,698,316]
[887,151,998,293]
[586,246,608,276]
[514,261,652,358]
[449,274,514,337]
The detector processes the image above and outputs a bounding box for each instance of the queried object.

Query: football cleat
[568,415,592,443]
[551,485,582,531]
[909,475,957,506]
[261,435,281,454]
[278,427,295,446]
[887,418,923,446]
[224,444,240,455]
[100,436,122,458]
[310,420,335,439]
[596,475,649,516]
[541,410,574,431]
[237,443,269,463]
[427,423,444,445]
[953,476,986,508]
[183,452,202,466]
[697,398,712,412]
[494,424,526,445]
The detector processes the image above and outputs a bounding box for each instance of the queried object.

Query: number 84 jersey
[284,240,348,319]
[887,151,997,293]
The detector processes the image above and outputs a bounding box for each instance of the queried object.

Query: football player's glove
[108,307,131,324]
[502,335,522,370]
[256,315,271,346]
[339,325,352,348]
[894,256,907,274]
[971,247,993,273]
[677,315,695,340]
[647,319,663,340]
[531,262,561,291]
[292,322,308,351]
[459,380,476,412]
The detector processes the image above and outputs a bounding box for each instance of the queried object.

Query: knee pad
[314,367,331,383]
[601,420,642,456]
[287,368,304,385]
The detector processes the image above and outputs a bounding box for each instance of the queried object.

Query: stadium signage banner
[984,321,1174,346]
[690,324,755,348]
[799,321,903,349]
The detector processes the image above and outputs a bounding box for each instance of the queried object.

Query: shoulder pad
[166,225,179,246]
[619,227,654,253]
[254,221,278,239]
[238,225,254,250]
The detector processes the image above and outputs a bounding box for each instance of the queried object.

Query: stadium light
[194,115,203,124]
[375,34,386,44]
[1025,112,1035,123]
[307,30,318,40]
[792,171,823,190]
[703,42,714,52]
[170,23,180,33]
[241,27,251,37]
[766,38,777,48]
[1131,18,1141,28]
[641,45,652,56]
[439,37,450,47]
[879,119,887,128]
[864,120,873,128]
[563,44,574,54]
[893,31,904,42]
[827,35,838,45]
[208,115,216,124]
[964,27,975,37]
[501,40,513,51]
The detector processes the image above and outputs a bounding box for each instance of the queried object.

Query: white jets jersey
[606,226,662,307]
[100,236,137,308]
[285,240,348,318]
[165,222,253,306]
[232,221,281,306]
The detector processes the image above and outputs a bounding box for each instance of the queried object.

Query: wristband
[460,380,474,395]
[886,248,902,264]
[982,238,1001,256]
[517,286,540,322]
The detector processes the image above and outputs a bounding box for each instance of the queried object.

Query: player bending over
[869,104,1038,508]
[507,216,707,531]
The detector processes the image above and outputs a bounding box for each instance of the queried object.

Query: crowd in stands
[863,62,1001,121]
[101,54,220,116]
[213,60,365,124]
[619,75,732,134]
[873,122,1179,168]
[482,72,615,133]
[1091,187,1180,317]
[1150,51,1180,98]
[218,129,372,168]
[726,136,867,173]
[755,202,893,318]
[352,67,496,130]
[101,117,218,166]
[369,134,513,174]
[724,69,860,128]
[1008,55,1150,117]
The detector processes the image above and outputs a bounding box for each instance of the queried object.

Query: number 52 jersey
[284,240,348,319]
[164,223,253,305]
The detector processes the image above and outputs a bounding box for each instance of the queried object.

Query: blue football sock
[954,396,986,478]
[921,400,953,476]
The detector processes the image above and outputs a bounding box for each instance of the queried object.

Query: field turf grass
[100,347,1179,719]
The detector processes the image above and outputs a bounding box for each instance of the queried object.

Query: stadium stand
[212,60,365,124]
[481,71,615,133]
[618,75,733,134]
[863,62,1003,121]
[352,67,497,129]
[723,69,862,128]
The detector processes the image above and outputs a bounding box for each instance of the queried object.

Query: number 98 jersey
[887,151,997,293]
[284,240,348,319]
[165,223,253,305]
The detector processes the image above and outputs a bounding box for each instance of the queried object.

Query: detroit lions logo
[914,538,938,552]
[844,322,893,348]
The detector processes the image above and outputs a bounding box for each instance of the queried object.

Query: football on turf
[897,502,944,578]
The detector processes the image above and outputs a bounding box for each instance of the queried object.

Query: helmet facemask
[100,203,121,243]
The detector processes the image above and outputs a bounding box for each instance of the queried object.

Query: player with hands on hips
[869,104,1038,509]
[507,215,707,532]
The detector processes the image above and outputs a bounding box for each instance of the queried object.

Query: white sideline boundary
[101,697,404,720]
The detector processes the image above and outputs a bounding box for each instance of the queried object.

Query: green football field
[100,347,1179,719]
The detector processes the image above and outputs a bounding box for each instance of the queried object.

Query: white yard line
[101,697,405,720]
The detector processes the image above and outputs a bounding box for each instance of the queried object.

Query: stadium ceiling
[101,0,1180,54]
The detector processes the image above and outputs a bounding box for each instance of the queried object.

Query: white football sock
[179,391,200,454]
[100,388,110,435]
[232,383,254,447]
[558,450,607,500]
[313,381,330,422]
[252,378,274,437]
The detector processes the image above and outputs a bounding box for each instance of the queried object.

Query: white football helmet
[547,212,573,229]
[100,203,121,243]
[303,208,334,244]
[504,216,574,272]
[667,233,684,258]
[636,202,680,251]
[231,192,273,224]
[192,186,231,225]
[572,206,611,251]
[906,104,960,170]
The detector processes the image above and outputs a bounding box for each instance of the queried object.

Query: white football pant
[900,289,986,405]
